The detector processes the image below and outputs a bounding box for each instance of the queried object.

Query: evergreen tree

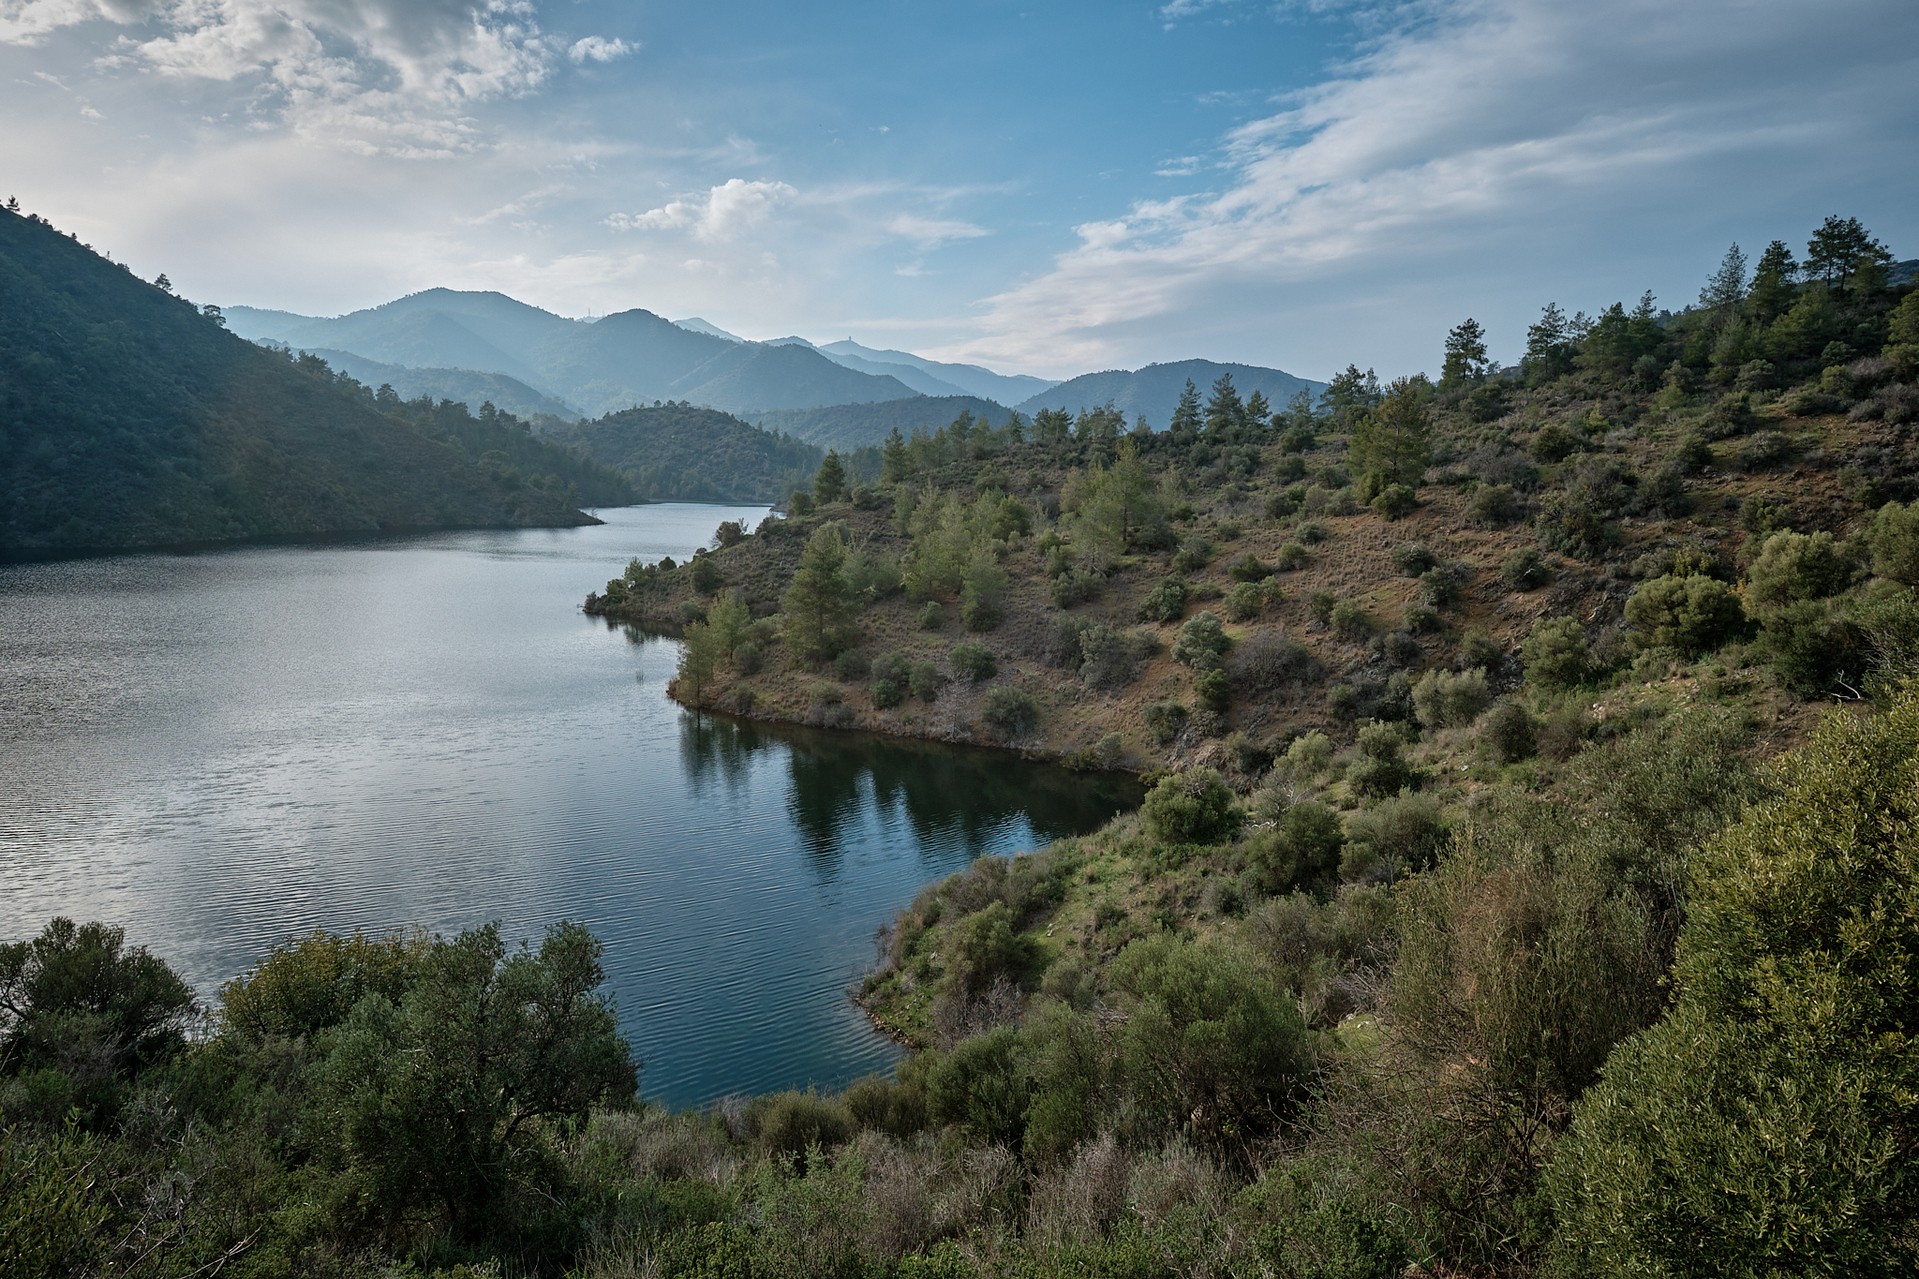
[1746,240,1799,323]
[1524,303,1576,381]
[1168,378,1203,442]
[880,428,909,486]
[1804,214,1892,293]
[1203,372,1246,439]
[1317,363,1381,427]
[781,523,858,663]
[1697,242,1748,313]
[1243,388,1272,433]
[1348,375,1433,501]
[1440,317,1491,389]
[814,450,848,504]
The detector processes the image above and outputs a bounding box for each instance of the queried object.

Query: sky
[4,0,1917,382]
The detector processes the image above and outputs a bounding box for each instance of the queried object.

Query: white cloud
[607,177,796,242]
[955,0,1919,375]
[7,0,559,155]
[567,34,632,64]
[884,213,987,250]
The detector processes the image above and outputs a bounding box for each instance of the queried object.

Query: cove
[0,505,1139,1107]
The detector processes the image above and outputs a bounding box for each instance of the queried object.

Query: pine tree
[1524,303,1575,380]
[1697,242,1747,312]
[1348,376,1433,501]
[880,428,909,486]
[1440,317,1490,389]
[1805,214,1892,293]
[780,523,858,663]
[814,450,848,504]
[1317,364,1381,427]
[1168,379,1202,442]
[1203,372,1246,439]
[1747,240,1798,323]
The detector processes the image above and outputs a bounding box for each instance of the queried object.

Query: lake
[0,505,1138,1106]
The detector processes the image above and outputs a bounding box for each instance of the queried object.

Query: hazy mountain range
[224,290,1323,449]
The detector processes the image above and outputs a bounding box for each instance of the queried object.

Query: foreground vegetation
[8,216,1917,1276]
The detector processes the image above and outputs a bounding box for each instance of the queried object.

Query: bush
[1275,542,1310,570]
[871,678,903,709]
[1138,577,1190,624]
[1623,574,1746,655]
[1479,698,1539,763]
[1172,612,1232,669]
[1171,535,1214,574]
[908,660,946,702]
[1142,700,1189,745]
[951,640,997,682]
[1230,631,1320,691]
[1500,547,1552,590]
[1545,687,1919,1277]
[1341,792,1448,882]
[1223,578,1282,622]
[1247,800,1345,895]
[1346,722,1417,799]
[1371,483,1418,520]
[1051,566,1103,607]
[1283,731,1334,778]
[1417,564,1465,609]
[1079,623,1149,690]
[981,687,1039,739]
[1869,501,1919,586]
[1529,420,1583,462]
[1195,668,1231,713]
[752,1090,854,1160]
[1412,667,1493,729]
[941,903,1035,1001]
[1742,529,1858,624]
[1140,767,1239,844]
[1468,483,1523,527]
[1392,542,1438,577]
[918,600,944,629]
[1522,616,1591,691]
[1229,553,1273,582]
[1329,600,1373,641]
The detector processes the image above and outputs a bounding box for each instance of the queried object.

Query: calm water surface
[0,506,1136,1106]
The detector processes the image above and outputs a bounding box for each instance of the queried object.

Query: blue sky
[4,1,1917,382]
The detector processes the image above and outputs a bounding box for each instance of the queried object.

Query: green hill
[747,394,1015,450]
[299,348,581,423]
[1017,357,1322,427]
[545,403,821,503]
[0,209,617,553]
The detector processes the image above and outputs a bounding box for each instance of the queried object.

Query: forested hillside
[298,347,580,423]
[7,217,1916,1278]
[0,209,616,552]
[546,403,823,503]
[748,394,1016,450]
[1018,358,1322,429]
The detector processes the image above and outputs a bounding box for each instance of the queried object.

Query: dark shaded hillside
[0,210,602,552]
[747,394,1014,450]
[669,340,918,413]
[1019,357,1322,427]
[546,403,820,503]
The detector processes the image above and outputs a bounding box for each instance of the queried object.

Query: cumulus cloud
[956,0,1919,373]
[567,34,632,64]
[607,178,796,241]
[6,0,560,155]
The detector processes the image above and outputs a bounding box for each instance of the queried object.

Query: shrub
[1479,697,1539,763]
[981,687,1039,739]
[1522,616,1591,691]
[918,600,944,629]
[1529,420,1583,462]
[1346,722,1417,799]
[1138,577,1190,624]
[1624,574,1746,655]
[1417,564,1465,609]
[1341,792,1448,882]
[1247,800,1345,895]
[1869,501,1919,586]
[1171,535,1214,573]
[1468,483,1523,527]
[1412,667,1494,729]
[1373,629,1423,668]
[1500,547,1552,590]
[1671,431,1713,472]
[1308,590,1338,623]
[870,678,903,709]
[1230,631,1320,691]
[1372,483,1418,520]
[925,1026,1028,1148]
[951,640,997,682]
[1742,529,1858,623]
[1392,542,1438,577]
[1142,700,1189,745]
[1140,767,1239,844]
[752,1090,854,1160]
[1172,612,1232,669]
[1050,566,1102,607]
[1545,688,1919,1277]
[1229,553,1273,582]
[1194,668,1231,713]
[1275,542,1310,570]
[1223,579,1281,621]
[833,649,870,681]
[908,660,946,702]
[1283,731,1334,778]
[1329,600,1373,641]
[1079,623,1149,690]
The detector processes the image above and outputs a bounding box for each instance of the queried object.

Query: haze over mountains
[226,290,1323,449]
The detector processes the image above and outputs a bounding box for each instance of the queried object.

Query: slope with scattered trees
[546,402,825,503]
